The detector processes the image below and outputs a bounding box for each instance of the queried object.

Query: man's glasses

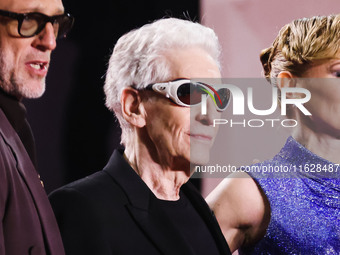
[0,9,74,39]
[143,79,230,111]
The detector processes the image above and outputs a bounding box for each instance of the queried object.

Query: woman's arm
[206,172,270,252]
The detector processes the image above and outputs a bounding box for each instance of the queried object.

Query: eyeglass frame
[138,79,230,111]
[0,9,74,39]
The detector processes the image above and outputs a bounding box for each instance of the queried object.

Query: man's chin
[18,83,46,99]
[190,146,211,165]
[190,155,210,167]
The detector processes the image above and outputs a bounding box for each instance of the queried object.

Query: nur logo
[200,83,311,116]
[199,83,230,114]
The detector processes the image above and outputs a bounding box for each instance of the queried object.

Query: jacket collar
[182,182,231,255]
[103,149,230,255]
[0,109,64,254]
[103,148,152,209]
[0,88,37,166]
[103,149,195,254]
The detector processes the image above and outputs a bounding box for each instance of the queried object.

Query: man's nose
[31,22,57,51]
[196,96,220,126]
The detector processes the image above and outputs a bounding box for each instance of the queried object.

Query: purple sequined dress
[241,137,340,255]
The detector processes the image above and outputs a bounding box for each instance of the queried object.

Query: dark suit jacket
[0,109,65,255]
[49,149,231,255]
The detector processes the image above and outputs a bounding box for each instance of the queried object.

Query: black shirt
[156,190,221,255]
[0,88,37,167]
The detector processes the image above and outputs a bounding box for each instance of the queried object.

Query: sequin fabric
[241,137,340,255]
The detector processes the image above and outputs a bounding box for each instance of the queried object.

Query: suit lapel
[0,109,64,255]
[182,181,231,255]
[104,150,195,255]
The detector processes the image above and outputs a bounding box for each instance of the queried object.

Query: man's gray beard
[0,52,14,95]
[0,52,46,99]
[16,76,46,99]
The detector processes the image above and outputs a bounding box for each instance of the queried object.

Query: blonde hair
[260,14,340,80]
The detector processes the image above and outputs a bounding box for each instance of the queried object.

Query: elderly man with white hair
[49,17,231,255]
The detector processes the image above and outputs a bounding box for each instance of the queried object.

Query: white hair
[104,17,221,145]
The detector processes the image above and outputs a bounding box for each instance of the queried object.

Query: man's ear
[277,71,295,89]
[121,88,146,128]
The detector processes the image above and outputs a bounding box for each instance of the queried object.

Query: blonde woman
[207,14,340,254]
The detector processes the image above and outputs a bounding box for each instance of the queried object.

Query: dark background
[24,0,200,194]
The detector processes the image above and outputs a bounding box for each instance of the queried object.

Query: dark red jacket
[0,109,65,255]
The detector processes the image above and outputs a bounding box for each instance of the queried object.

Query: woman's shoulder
[206,172,270,251]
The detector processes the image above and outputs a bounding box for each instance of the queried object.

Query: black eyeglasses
[0,9,74,39]
[143,79,230,111]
